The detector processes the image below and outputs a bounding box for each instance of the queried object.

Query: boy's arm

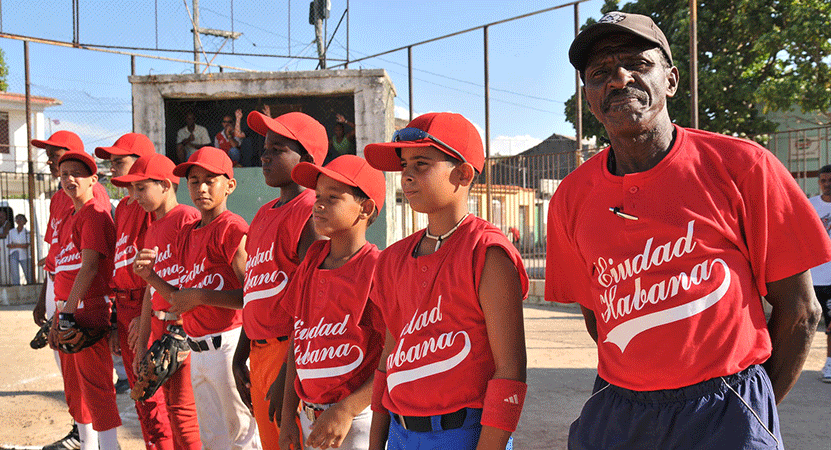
[279,338,302,450]
[131,288,154,375]
[368,330,395,450]
[477,246,527,450]
[579,305,599,343]
[232,327,254,414]
[61,249,102,314]
[133,247,178,303]
[167,237,247,312]
[297,215,324,263]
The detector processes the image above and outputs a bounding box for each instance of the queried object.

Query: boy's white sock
[98,427,119,450]
[76,422,98,450]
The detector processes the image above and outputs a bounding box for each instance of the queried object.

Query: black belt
[187,335,222,352]
[253,336,288,345]
[393,409,467,432]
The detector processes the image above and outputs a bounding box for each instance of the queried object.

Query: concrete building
[0,91,61,174]
[129,69,398,246]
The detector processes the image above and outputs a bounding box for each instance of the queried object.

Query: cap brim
[364,140,451,172]
[111,173,172,187]
[291,162,359,191]
[94,145,138,160]
[569,23,663,72]
[247,111,297,141]
[31,138,57,149]
[172,161,227,178]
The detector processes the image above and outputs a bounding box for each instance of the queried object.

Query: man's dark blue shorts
[568,365,783,449]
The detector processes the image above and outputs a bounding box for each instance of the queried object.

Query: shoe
[42,423,80,450]
[115,378,131,394]
[822,362,831,383]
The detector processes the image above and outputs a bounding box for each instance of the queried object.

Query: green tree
[0,48,8,92]
[564,0,831,143]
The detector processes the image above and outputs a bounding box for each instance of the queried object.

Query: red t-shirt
[281,240,384,404]
[545,125,831,391]
[53,198,116,301]
[243,190,315,340]
[111,197,153,292]
[176,210,247,338]
[371,215,528,416]
[144,204,200,312]
[45,183,110,273]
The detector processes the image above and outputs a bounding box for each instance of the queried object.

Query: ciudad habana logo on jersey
[594,220,731,352]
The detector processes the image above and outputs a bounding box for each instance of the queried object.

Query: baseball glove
[30,317,52,349]
[131,324,190,402]
[49,322,110,354]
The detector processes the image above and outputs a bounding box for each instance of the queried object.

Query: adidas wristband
[371,369,387,413]
[481,378,526,433]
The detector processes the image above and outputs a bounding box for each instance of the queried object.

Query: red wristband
[371,369,387,413]
[480,378,526,432]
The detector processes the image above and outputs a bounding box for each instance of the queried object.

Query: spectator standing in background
[7,214,32,285]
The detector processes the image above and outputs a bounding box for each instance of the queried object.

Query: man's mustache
[601,87,647,112]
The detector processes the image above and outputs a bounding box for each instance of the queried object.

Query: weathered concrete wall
[130,69,398,246]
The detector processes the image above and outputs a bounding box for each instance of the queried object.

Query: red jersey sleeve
[738,149,831,294]
[212,212,248,265]
[79,203,115,258]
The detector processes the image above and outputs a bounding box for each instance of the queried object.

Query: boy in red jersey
[233,110,327,448]
[119,153,202,450]
[96,133,175,450]
[51,150,120,450]
[277,155,386,450]
[364,113,528,450]
[31,131,111,450]
[133,147,258,450]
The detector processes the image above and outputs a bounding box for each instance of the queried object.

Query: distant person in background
[0,209,12,239]
[176,111,211,163]
[327,113,356,164]
[7,214,32,285]
[216,109,246,167]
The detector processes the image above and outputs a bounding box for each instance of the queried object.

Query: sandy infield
[0,302,827,449]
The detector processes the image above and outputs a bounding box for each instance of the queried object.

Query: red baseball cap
[32,130,84,153]
[173,146,234,178]
[94,133,156,160]
[292,155,386,211]
[364,112,484,173]
[57,150,97,176]
[247,111,328,165]
[111,153,178,187]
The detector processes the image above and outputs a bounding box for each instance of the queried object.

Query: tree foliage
[0,48,8,92]
[564,0,831,143]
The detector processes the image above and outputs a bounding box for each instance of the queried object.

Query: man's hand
[133,247,158,280]
[305,403,355,449]
[232,357,253,415]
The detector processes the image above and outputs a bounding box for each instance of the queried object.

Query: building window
[0,112,8,154]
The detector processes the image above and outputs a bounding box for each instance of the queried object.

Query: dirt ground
[0,302,828,449]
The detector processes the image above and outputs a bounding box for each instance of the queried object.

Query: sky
[0,0,605,156]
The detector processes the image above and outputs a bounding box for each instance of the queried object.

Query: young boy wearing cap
[31,131,111,450]
[133,146,258,450]
[230,110,327,448]
[364,112,528,450]
[276,155,386,450]
[119,153,203,450]
[96,133,175,450]
[51,150,121,450]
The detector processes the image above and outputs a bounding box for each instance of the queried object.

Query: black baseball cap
[569,11,673,74]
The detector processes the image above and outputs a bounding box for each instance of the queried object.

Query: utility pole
[190,0,242,73]
[310,0,330,69]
